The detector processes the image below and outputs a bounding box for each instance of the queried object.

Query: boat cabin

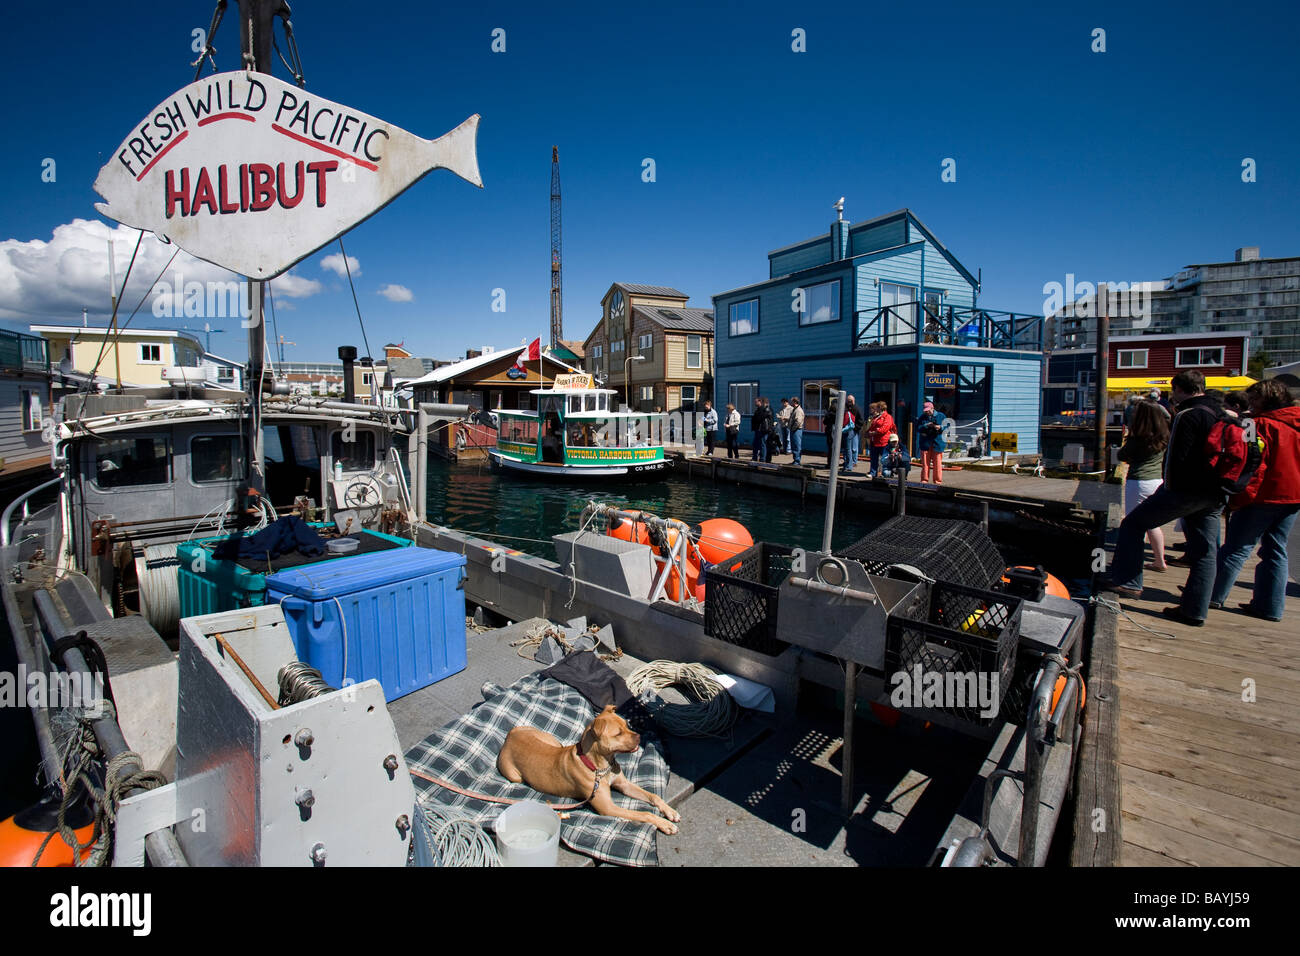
[496,384,665,466]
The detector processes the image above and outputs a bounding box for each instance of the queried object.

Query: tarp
[1106,375,1256,391]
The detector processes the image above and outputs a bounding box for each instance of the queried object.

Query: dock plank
[1121,699,1300,772]
[1122,782,1300,865]
[1122,813,1281,867]
[1121,764,1300,842]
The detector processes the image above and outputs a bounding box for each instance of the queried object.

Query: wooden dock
[1098,521,1300,867]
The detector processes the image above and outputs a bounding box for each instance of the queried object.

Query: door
[880,283,916,345]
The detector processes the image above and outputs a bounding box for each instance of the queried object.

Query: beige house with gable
[582,283,714,412]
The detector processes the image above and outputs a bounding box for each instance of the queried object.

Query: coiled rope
[413,799,501,867]
[625,660,738,738]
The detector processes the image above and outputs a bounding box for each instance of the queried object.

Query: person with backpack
[789,397,806,465]
[1117,400,1171,573]
[842,396,862,473]
[1209,378,1299,622]
[1101,370,1235,625]
[916,401,947,484]
[865,401,895,478]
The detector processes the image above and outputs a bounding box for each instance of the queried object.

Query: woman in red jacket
[865,401,894,478]
[1209,379,1300,622]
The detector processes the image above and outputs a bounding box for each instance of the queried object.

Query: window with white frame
[728,382,758,415]
[216,365,235,383]
[611,340,624,354]
[1176,346,1224,367]
[139,343,163,363]
[1117,349,1148,369]
[21,389,42,432]
[879,282,915,344]
[639,385,654,401]
[729,299,759,336]
[686,334,702,369]
[638,333,654,360]
[799,279,841,326]
[680,385,697,405]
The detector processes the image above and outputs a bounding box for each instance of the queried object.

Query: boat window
[94,435,171,488]
[598,395,608,412]
[566,422,598,447]
[331,429,376,471]
[584,395,597,412]
[569,395,582,415]
[502,417,538,442]
[191,435,244,483]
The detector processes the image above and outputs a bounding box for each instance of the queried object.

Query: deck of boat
[1102,524,1300,867]
[388,616,993,866]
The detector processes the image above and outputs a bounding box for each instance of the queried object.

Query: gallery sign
[924,371,956,389]
[94,71,482,278]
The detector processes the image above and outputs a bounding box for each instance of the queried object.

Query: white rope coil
[625,660,738,738]
[136,543,181,635]
[414,800,501,867]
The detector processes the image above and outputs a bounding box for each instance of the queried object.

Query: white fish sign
[93,71,482,278]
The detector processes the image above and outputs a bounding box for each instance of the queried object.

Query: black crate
[841,516,1005,590]
[884,581,1021,726]
[702,543,794,657]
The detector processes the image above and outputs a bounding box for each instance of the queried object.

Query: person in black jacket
[751,398,771,462]
[1101,370,1226,625]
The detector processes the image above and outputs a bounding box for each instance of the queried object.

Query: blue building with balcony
[712,208,1044,457]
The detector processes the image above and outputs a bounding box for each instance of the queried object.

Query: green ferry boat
[489,375,669,480]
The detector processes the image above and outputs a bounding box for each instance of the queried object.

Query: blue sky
[1,0,1296,362]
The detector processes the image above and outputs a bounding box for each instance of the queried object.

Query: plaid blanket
[405,671,669,867]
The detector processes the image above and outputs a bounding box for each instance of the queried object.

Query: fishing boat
[488,374,669,480]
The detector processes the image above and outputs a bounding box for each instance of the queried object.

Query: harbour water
[423,457,885,561]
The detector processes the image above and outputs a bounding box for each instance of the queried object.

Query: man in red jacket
[1209,378,1300,622]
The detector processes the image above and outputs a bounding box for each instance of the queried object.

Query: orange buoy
[1051,673,1086,713]
[869,702,902,728]
[692,518,753,566]
[607,510,651,545]
[1001,566,1070,600]
[0,795,96,867]
[656,525,703,602]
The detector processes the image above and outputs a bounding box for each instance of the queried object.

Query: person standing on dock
[866,401,895,478]
[778,398,793,455]
[1102,370,1226,625]
[916,401,947,484]
[1209,378,1300,622]
[702,400,718,456]
[751,397,772,462]
[1117,401,1171,573]
[724,403,741,459]
[789,397,805,465]
[843,396,862,473]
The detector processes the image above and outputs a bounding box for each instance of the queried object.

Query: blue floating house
[712,207,1044,456]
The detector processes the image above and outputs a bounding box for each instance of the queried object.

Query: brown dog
[497,705,680,835]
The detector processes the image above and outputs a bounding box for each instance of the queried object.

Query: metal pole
[841,660,857,815]
[1094,283,1109,473]
[821,389,847,553]
[107,239,122,390]
[415,406,429,523]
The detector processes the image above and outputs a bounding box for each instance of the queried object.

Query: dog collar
[578,750,597,772]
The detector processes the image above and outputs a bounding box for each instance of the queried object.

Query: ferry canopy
[1107,375,1256,391]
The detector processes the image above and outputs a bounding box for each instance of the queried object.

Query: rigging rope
[337,238,372,360]
[80,230,144,397]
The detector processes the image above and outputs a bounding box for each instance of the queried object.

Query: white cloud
[320,252,360,279]
[377,284,413,303]
[0,218,322,324]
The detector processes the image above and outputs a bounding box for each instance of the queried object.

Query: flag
[515,337,541,369]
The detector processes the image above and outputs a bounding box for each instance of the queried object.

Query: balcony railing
[0,329,50,373]
[855,304,1043,353]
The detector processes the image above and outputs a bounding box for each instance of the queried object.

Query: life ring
[1001,566,1070,600]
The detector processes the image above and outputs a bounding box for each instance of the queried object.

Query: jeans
[869,445,884,477]
[726,430,739,458]
[844,430,859,471]
[779,423,790,453]
[790,428,803,464]
[1210,503,1298,620]
[1110,485,1223,619]
[752,429,768,462]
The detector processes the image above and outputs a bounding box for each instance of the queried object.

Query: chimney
[338,345,357,404]
[1235,246,1260,262]
[829,197,849,262]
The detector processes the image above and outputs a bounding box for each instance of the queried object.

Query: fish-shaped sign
[93,71,482,278]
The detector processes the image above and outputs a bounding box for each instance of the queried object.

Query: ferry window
[95,435,171,488]
[569,395,583,414]
[331,429,376,470]
[598,395,609,412]
[584,395,597,412]
[192,435,244,483]
[567,422,596,447]
[504,417,538,442]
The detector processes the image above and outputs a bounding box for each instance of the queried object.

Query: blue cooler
[266,548,468,702]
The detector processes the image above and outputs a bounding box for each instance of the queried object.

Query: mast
[237,0,287,483]
[549,146,562,350]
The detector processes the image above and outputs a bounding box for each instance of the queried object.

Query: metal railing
[1,475,62,549]
[855,305,1044,352]
[0,329,50,372]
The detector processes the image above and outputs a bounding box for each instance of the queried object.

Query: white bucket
[494,800,561,867]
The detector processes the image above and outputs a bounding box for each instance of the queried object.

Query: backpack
[1204,413,1262,495]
